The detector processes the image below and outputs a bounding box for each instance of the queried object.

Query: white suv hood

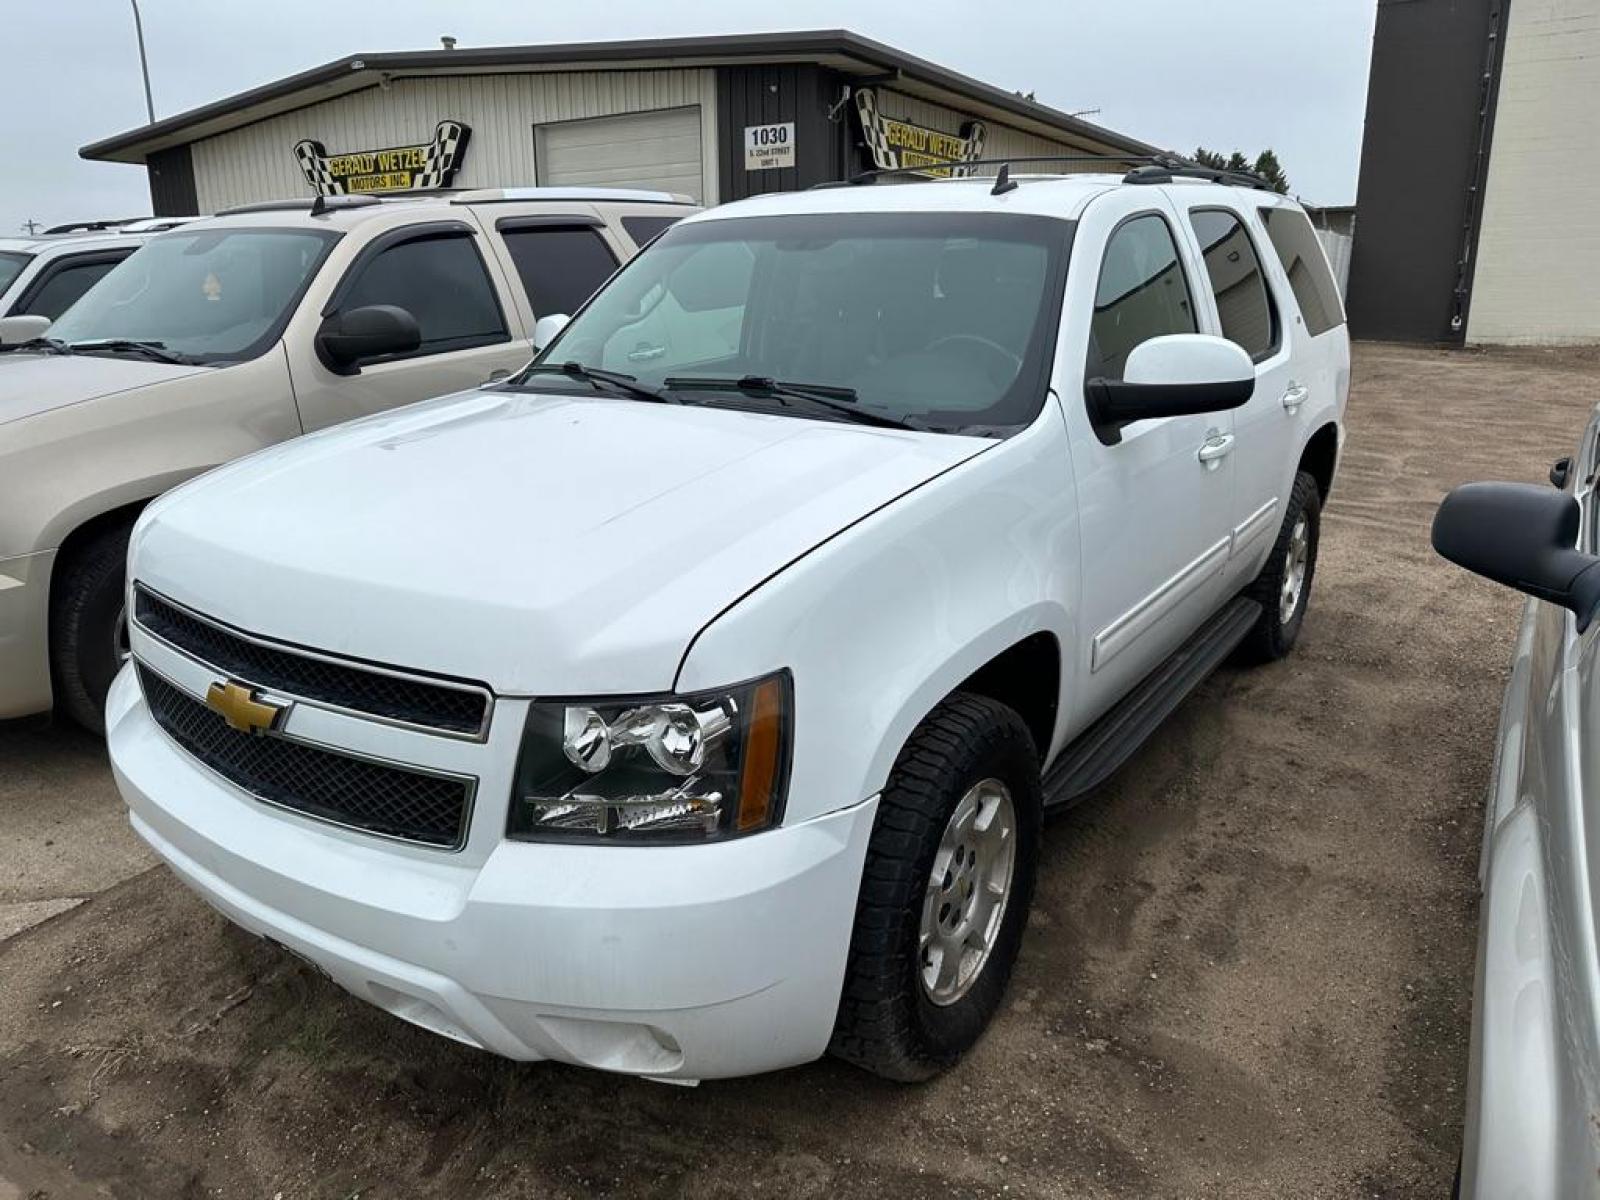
[0,352,209,427]
[133,388,986,694]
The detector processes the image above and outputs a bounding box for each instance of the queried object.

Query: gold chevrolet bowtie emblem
[204,680,287,735]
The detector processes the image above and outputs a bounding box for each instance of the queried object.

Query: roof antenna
[309,194,327,216]
[991,162,1018,196]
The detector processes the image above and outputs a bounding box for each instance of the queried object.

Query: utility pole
[129,0,155,124]
[20,219,42,236]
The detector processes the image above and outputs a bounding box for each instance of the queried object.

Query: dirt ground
[3,340,1598,1200]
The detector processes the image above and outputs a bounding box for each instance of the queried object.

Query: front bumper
[0,549,54,720]
[107,666,878,1081]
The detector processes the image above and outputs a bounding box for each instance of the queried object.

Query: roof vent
[441,35,457,50]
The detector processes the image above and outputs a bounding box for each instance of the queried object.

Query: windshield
[0,251,30,297]
[522,212,1073,434]
[47,228,339,363]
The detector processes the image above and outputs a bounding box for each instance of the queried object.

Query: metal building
[78,31,1161,213]
[1347,0,1600,345]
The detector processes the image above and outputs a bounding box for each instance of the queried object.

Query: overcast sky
[2,0,1377,235]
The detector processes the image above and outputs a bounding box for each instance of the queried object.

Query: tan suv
[0,187,695,730]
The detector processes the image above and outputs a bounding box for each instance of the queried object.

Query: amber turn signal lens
[736,677,785,831]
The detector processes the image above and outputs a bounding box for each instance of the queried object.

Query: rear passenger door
[1179,204,1297,586]
[493,218,621,326]
[288,223,530,432]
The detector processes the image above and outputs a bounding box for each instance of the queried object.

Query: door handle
[1280,382,1309,413]
[484,368,511,384]
[1197,433,1234,468]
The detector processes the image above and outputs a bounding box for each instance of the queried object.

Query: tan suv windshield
[49,228,338,364]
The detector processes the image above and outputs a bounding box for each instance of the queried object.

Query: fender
[675,407,1081,827]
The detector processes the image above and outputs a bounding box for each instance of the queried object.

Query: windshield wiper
[69,338,194,366]
[0,336,71,355]
[518,361,679,404]
[663,375,916,431]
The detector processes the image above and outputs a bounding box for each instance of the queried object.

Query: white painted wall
[1468,0,1600,345]
[189,70,720,212]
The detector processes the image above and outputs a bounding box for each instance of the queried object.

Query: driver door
[1058,191,1238,727]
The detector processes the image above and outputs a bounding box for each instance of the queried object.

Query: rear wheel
[1238,470,1321,663]
[50,521,134,734]
[829,693,1042,1081]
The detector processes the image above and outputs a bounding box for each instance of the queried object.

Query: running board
[1042,596,1261,809]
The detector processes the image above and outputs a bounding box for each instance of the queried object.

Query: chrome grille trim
[135,661,477,851]
[131,584,494,741]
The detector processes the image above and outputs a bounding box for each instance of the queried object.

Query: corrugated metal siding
[190,69,719,212]
[872,89,1123,175]
[1468,0,1600,345]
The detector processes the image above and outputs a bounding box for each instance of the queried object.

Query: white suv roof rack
[449,186,694,206]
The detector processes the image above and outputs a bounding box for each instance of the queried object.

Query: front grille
[138,666,473,849]
[133,587,489,737]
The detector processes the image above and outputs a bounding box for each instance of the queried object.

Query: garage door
[535,107,703,201]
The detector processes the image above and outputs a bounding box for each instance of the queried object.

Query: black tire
[829,693,1042,1081]
[1237,470,1321,664]
[50,521,133,734]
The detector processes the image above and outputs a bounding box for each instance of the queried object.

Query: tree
[1192,146,1291,194]
[1253,149,1290,194]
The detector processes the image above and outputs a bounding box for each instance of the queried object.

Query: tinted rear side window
[340,235,508,355]
[18,256,127,320]
[1088,213,1197,382]
[1258,207,1344,337]
[621,215,681,246]
[500,227,619,319]
[0,251,29,298]
[1188,210,1276,361]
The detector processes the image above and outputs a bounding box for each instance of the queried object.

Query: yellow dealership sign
[293,121,472,195]
[854,89,986,178]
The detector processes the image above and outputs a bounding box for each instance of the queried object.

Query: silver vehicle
[1433,446,1600,1197]
[0,219,196,336]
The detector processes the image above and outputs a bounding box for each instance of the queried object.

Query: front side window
[337,234,507,357]
[47,229,338,363]
[527,212,1072,434]
[0,251,30,299]
[499,227,619,320]
[621,214,682,246]
[1087,214,1197,382]
[1188,209,1276,361]
[17,254,129,321]
[1258,206,1345,338]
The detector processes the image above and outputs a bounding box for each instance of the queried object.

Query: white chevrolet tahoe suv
[0,188,694,730]
[108,167,1349,1082]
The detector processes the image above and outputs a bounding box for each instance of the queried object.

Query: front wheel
[1238,469,1322,663]
[829,693,1042,1081]
[50,521,134,734]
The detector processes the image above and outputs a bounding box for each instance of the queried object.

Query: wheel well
[955,632,1060,759]
[49,501,148,608]
[1300,423,1339,502]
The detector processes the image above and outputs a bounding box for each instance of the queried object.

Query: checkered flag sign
[293,138,341,195]
[854,88,987,178]
[416,120,469,188]
[293,120,473,196]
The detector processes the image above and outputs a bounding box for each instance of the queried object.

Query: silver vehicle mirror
[1433,481,1600,632]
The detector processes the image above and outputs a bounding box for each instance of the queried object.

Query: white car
[108,165,1349,1082]
[0,219,193,331]
[0,188,694,730]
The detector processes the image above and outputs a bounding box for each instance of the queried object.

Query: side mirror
[1085,334,1255,436]
[315,304,421,375]
[532,312,569,354]
[0,314,51,347]
[1551,456,1573,489]
[1432,481,1600,632]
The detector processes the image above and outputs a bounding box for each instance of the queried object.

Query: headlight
[508,672,792,843]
